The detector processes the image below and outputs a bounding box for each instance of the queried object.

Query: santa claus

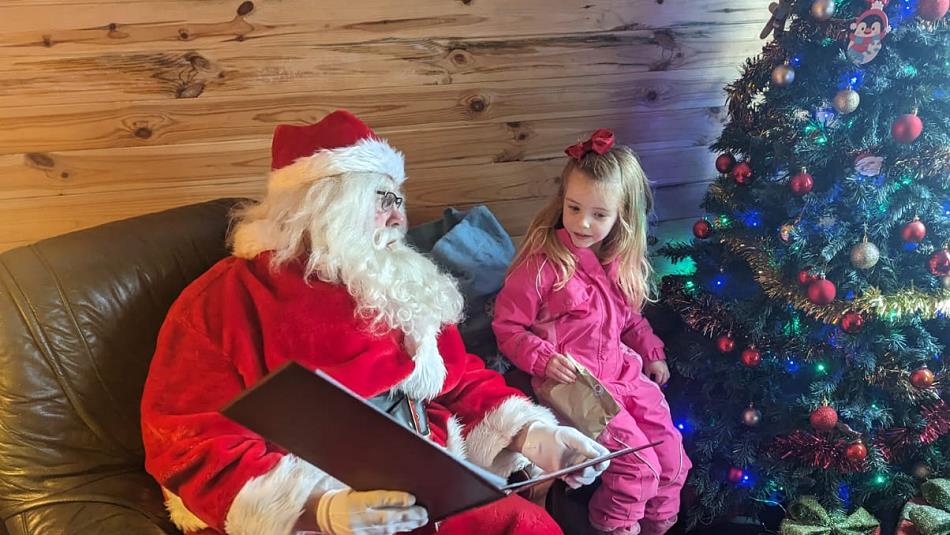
[140,110,609,535]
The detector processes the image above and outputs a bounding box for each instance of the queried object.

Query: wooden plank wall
[0,0,769,254]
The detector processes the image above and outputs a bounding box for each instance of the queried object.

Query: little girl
[492,129,690,535]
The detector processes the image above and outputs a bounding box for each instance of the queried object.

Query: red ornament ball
[929,249,950,276]
[841,311,864,334]
[892,113,924,144]
[715,153,736,174]
[919,0,950,21]
[910,366,936,389]
[808,279,837,305]
[797,269,816,285]
[727,467,744,484]
[732,162,754,184]
[740,346,762,368]
[693,219,712,239]
[716,334,736,353]
[902,218,927,243]
[845,441,869,461]
[810,405,839,432]
[790,171,814,196]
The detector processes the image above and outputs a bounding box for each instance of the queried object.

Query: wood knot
[60,172,70,179]
[449,50,471,65]
[108,23,117,31]
[235,34,246,42]
[237,1,255,15]
[26,153,54,168]
[134,127,153,139]
[461,0,472,4]
[177,82,205,98]
[178,29,190,40]
[42,35,53,47]
[653,30,676,50]
[464,94,488,113]
[646,90,658,101]
[184,52,210,69]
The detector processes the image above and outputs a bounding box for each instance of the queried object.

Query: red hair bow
[565,129,615,161]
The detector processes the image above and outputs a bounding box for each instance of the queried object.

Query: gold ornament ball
[912,462,932,480]
[741,407,762,426]
[811,0,836,20]
[833,89,860,114]
[850,241,880,270]
[780,223,797,242]
[771,64,796,87]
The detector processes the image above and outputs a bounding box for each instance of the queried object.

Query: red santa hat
[267,110,406,192]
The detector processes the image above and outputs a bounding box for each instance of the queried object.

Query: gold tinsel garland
[662,282,735,337]
[720,237,950,322]
[866,353,944,404]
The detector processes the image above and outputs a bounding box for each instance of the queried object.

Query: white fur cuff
[224,455,344,535]
[464,396,557,477]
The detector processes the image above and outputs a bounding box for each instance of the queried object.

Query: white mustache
[372,226,406,250]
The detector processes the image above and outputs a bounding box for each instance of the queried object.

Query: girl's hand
[544,353,578,384]
[643,360,670,386]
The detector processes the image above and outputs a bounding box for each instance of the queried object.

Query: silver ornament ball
[943,275,950,289]
[912,462,932,480]
[741,407,762,427]
[771,64,796,87]
[833,89,860,114]
[810,0,836,21]
[850,240,881,270]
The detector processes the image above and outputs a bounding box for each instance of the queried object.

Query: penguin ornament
[847,0,891,65]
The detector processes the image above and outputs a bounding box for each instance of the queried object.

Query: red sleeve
[433,326,557,475]
[141,315,282,531]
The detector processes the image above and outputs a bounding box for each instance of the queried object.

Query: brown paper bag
[534,354,621,440]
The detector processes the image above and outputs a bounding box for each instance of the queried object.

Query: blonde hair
[511,145,656,310]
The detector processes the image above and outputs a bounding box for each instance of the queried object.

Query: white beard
[315,225,464,400]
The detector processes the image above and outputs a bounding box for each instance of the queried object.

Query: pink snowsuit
[492,229,691,531]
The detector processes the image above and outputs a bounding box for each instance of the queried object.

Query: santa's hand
[516,422,610,488]
[315,488,429,535]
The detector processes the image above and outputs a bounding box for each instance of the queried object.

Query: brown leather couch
[0,199,239,534]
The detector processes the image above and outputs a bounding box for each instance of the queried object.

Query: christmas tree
[657,0,950,530]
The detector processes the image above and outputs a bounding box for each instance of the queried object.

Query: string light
[816,363,827,373]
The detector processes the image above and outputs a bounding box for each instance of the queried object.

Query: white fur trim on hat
[224,454,344,535]
[269,138,406,194]
[463,396,558,477]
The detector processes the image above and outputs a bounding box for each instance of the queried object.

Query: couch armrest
[4,501,179,535]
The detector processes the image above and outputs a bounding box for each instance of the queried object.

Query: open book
[221,361,660,521]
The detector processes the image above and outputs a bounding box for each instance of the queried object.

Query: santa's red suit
[140,111,565,535]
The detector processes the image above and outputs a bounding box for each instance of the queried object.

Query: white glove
[518,421,610,489]
[315,488,429,535]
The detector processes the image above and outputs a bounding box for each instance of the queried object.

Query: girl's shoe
[639,516,677,535]
[593,523,641,535]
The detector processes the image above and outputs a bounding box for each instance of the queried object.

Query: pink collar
[555,228,620,280]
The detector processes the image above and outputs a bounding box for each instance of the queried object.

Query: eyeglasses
[376,190,404,212]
